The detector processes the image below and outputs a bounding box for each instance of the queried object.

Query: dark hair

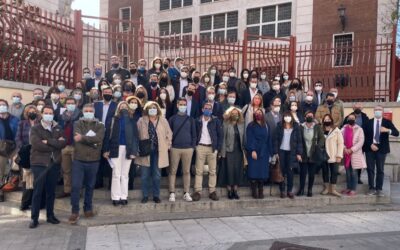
[176,97,187,105]
[282,111,294,126]
[322,113,334,125]
[83,67,90,72]
[227,90,237,96]
[55,79,65,85]
[326,93,335,98]
[0,99,9,107]
[271,96,282,106]
[347,112,357,119]
[252,108,266,126]
[290,78,303,91]
[33,88,45,95]
[44,87,60,99]
[41,105,54,114]
[156,87,171,108]
[304,110,314,117]
[65,97,76,104]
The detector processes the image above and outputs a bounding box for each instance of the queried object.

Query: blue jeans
[345,166,358,191]
[31,164,60,221]
[140,151,160,198]
[71,160,99,213]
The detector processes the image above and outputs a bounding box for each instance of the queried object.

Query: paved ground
[0,183,400,250]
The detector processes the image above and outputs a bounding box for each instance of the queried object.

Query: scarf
[344,125,354,169]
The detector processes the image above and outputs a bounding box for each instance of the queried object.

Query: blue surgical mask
[95,69,102,77]
[203,109,212,117]
[58,85,65,92]
[374,110,383,118]
[148,108,158,116]
[73,94,82,101]
[42,114,54,122]
[113,91,122,98]
[0,105,8,113]
[178,106,187,113]
[83,112,95,119]
[66,104,76,112]
[12,97,21,104]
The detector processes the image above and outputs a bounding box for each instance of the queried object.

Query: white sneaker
[169,193,176,202]
[183,192,193,202]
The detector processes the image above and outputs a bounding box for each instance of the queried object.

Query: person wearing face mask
[56,80,66,93]
[207,65,221,86]
[9,92,24,119]
[168,98,197,202]
[29,105,66,228]
[329,87,344,119]
[288,78,305,103]
[313,81,326,106]
[88,87,100,103]
[135,85,149,105]
[364,105,399,197]
[298,111,325,197]
[200,72,212,89]
[220,107,245,200]
[301,90,318,115]
[280,71,291,94]
[156,88,173,119]
[240,77,262,107]
[240,68,250,87]
[258,71,270,95]
[227,68,246,100]
[57,97,82,199]
[159,72,175,102]
[183,71,205,103]
[289,101,303,124]
[274,112,303,199]
[112,85,123,102]
[136,102,172,204]
[44,87,62,122]
[97,79,110,99]
[129,62,139,87]
[342,103,369,184]
[265,97,283,140]
[226,91,238,111]
[105,55,131,84]
[91,64,103,91]
[315,93,343,128]
[263,79,287,110]
[320,114,344,197]
[145,74,160,101]
[15,105,40,210]
[245,108,273,199]
[34,100,46,114]
[203,86,224,120]
[340,113,366,197]
[112,73,123,86]
[192,102,223,202]
[147,57,165,77]
[120,80,135,101]
[68,104,105,225]
[93,86,117,189]
[284,90,298,111]
[71,88,85,109]
[242,94,265,130]
[82,67,95,94]
[178,83,200,119]
[217,82,229,110]
[168,57,183,85]
[126,96,143,190]
[103,101,139,206]
[30,88,45,105]
[176,65,190,98]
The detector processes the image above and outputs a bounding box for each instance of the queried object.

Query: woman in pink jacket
[341,112,367,196]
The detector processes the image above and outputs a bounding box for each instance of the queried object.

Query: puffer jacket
[73,117,105,162]
[29,121,66,167]
[325,127,344,163]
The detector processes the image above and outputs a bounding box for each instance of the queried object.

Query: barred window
[334,34,353,66]
[247,3,292,39]
[119,7,131,32]
[159,19,193,50]
[199,11,238,42]
[200,0,219,3]
[160,0,170,10]
[160,0,193,10]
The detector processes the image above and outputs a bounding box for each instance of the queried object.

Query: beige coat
[135,116,172,168]
[325,127,344,163]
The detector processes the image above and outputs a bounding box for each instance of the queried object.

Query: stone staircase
[1,173,391,225]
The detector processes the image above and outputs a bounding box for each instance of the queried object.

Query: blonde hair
[143,101,162,117]
[23,105,39,120]
[115,101,133,118]
[223,106,244,124]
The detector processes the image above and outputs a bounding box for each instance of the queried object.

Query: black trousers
[322,162,338,184]
[299,162,316,191]
[95,155,112,188]
[279,150,294,193]
[366,151,386,191]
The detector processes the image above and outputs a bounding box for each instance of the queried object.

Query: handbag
[269,159,284,183]
[0,140,16,157]
[139,118,159,157]
[314,146,328,165]
[15,144,31,169]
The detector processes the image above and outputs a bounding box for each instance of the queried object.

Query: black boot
[280,182,286,198]
[258,181,264,199]
[233,190,240,200]
[251,181,258,199]
[20,189,33,210]
[296,189,305,196]
[227,190,233,200]
[307,189,313,197]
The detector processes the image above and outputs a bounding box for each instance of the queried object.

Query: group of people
[0,55,398,229]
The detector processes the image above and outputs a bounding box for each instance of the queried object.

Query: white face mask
[160,93,167,100]
[0,105,8,113]
[261,75,267,80]
[37,105,44,112]
[222,76,229,82]
[243,73,249,79]
[129,103,138,110]
[284,116,292,123]
[227,97,236,105]
[148,108,158,116]
[273,106,280,113]
[332,92,338,98]
[114,79,122,85]
[180,72,188,78]
[154,63,161,69]
[204,77,210,83]
[272,85,280,91]
[51,93,59,101]
[290,105,298,112]
[210,69,217,75]
[208,94,215,101]
[229,72,235,77]
[250,83,257,89]
[305,95,313,102]
[315,86,322,92]
[283,75,289,80]
[218,89,227,95]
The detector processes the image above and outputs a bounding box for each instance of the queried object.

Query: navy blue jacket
[195,116,223,152]
[94,101,117,132]
[364,118,399,154]
[182,85,206,104]
[240,88,262,107]
[274,122,303,168]
[173,98,200,119]
[103,113,139,158]
[169,113,197,149]
[200,101,224,120]
[0,114,19,140]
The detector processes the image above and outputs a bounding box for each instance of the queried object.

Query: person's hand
[371,144,379,152]
[380,126,390,133]
[74,133,82,142]
[252,151,257,160]
[296,155,302,162]
[42,140,47,144]
[58,137,65,141]
[275,154,279,161]
[344,148,352,155]
[103,152,110,158]
[336,157,342,163]
[129,155,135,159]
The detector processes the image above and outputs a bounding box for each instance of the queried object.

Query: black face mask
[163,63,169,69]
[305,117,313,123]
[193,77,200,84]
[291,83,299,88]
[28,112,37,120]
[103,94,113,101]
[348,120,356,126]
[160,79,168,87]
[326,100,334,105]
[323,121,332,127]
[354,108,361,115]
[136,92,145,99]
[130,69,137,74]
[187,90,194,96]
[112,63,119,68]
[150,81,158,87]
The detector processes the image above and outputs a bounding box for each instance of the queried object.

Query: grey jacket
[221,121,244,158]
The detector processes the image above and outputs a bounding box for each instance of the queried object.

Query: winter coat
[341,124,366,169]
[300,123,325,163]
[324,127,344,163]
[135,116,172,168]
[73,118,105,162]
[274,122,303,169]
[221,122,245,158]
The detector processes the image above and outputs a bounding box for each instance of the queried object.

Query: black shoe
[29,220,39,229]
[153,197,161,203]
[46,216,60,224]
[358,180,364,184]
[227,190,233,200]
[0,194,4,202]
[296,189,305,196]
[121,200,128,205]
[233,190,240,200]
[307,190,313,197]
[141,197,148,203]
[20,206,30,211]
[94,183,104,189]
[112,200,121,206]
